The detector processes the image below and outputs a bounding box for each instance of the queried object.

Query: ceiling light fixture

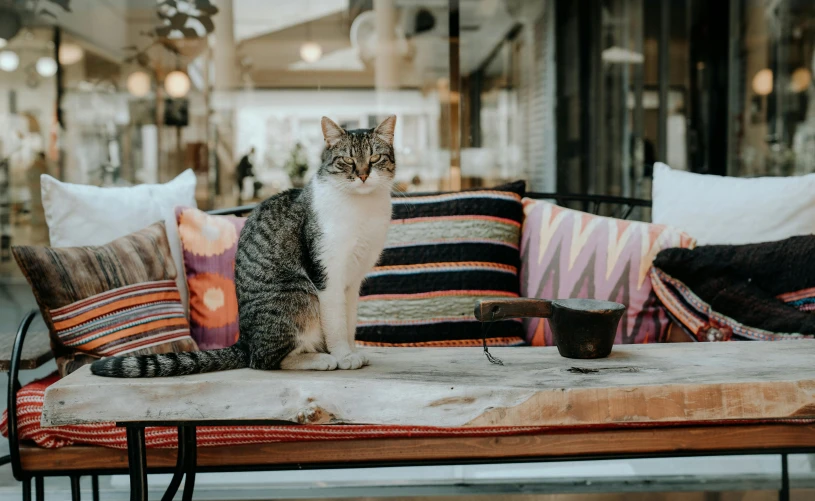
[790,67,812,93]
[35,56,58,77]
[0,50,19,72]
[59,43,85,65]
[164,70,191,98]
[127,70,152,97]
[752,68,773,96]
[601,46,644,64]
[299,41,322,63]
[300,16,322,64]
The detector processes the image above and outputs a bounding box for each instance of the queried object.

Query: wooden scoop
[474,298,626,359]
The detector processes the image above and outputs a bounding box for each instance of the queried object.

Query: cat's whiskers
[390,184,417,219]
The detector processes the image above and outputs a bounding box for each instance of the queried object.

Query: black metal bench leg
[22,477,31,501]
[35,476,44,501]
[779,453,790,501]
[126,426,148,501]
[70,476,81,501]
[181,426,197,501]
[91,475,99,501]
[161,426,188,501]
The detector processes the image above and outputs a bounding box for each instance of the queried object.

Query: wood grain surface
[42,342,815,428]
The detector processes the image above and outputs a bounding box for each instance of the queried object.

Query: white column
[213,0,238,92]
[213,0,238,201]
[374,0,400,112]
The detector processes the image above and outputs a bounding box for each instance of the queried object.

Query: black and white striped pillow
[357,181,526,346]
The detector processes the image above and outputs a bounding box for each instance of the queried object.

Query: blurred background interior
[0,0,814,262]
[1,1,815,498]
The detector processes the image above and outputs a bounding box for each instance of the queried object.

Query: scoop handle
[474,298,554,322]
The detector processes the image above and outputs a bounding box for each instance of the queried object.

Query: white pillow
[41,170,197,311]
[652,162,815,245]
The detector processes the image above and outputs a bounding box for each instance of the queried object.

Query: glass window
[729,0,815,177]
[553,0,815,196]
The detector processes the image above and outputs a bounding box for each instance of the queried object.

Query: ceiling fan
[349,10,410,63]
[0,0,72,44]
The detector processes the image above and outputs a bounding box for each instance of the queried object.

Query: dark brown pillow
[13,222,198,376]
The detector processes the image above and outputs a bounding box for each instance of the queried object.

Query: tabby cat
[91,115,396,377]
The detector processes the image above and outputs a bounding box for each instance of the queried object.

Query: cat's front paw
[311,354,340,371]
[337,352,369,370]
[280,353,338,371]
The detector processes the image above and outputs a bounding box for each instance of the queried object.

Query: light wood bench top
[42,342,815,428]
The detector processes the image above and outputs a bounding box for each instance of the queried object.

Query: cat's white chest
[314,186,391,284]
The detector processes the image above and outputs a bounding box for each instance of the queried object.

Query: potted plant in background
[285,142,309,188]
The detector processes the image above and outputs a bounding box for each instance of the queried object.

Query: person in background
[236,147,255,203]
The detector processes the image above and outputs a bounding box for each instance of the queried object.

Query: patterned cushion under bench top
[357,181,527,347]
[12,222,198,376]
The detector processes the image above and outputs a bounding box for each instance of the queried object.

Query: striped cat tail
[89,345,249,378]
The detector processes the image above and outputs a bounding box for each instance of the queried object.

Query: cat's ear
[321,117,345,147]
[374,115,396,145]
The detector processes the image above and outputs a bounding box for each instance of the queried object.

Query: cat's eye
[342,156,354,164]
[370,154,381,163]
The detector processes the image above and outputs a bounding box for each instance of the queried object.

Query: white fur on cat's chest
[313,182,391,286]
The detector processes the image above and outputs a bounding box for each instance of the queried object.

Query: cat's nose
[359,173,369,183]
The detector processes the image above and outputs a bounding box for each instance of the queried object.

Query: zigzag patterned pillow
[520,199,695,345]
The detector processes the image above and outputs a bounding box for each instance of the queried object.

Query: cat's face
[318,115,396,195]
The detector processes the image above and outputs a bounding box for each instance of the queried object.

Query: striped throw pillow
[357,181,526,347]
[13,222,198,376]
[50,280,189,355]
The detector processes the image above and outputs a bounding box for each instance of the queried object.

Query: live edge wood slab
[41,342,815,428]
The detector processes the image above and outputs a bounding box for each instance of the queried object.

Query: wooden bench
[0,194,741,501]
[40,343,815,501]
[1,313,691,501]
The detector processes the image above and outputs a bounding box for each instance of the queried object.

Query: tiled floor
[0,282,37,324]
[0,484,813,501]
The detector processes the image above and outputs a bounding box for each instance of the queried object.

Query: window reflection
[734,0,815,177]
